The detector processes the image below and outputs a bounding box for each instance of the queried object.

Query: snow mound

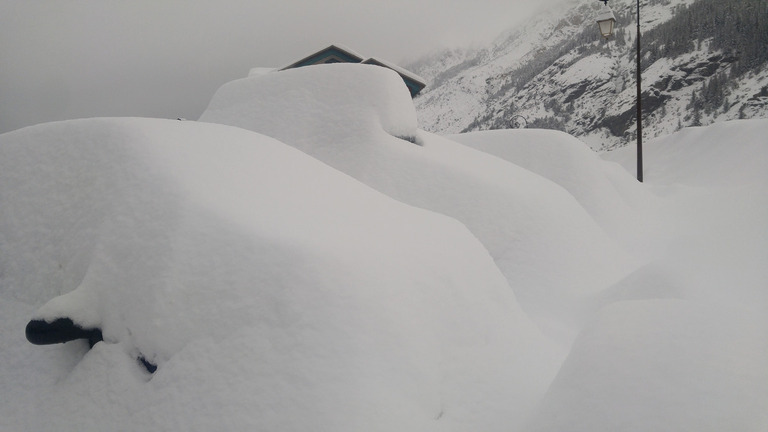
[529,299,768,432]
[202,63,419,145]
[200,64,638,338]
[0,118,558,431]
[449,128,655,247]
[603,119,768,188]
[529,120,768,431]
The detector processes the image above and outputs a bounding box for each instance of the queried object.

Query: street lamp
[597,0,643,182]
[596,4,616,39]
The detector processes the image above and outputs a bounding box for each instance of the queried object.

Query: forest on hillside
[462,0,768,138]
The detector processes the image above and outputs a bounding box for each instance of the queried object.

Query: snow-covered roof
[279,44,365,70]
[277,44,426,96]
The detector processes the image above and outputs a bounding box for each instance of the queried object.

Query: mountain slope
[408,0,768,150]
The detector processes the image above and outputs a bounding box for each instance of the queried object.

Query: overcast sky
[1,0,568,134]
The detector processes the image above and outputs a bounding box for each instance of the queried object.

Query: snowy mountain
[407,0,768,150]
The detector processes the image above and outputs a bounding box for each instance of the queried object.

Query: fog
[1,0,568,134]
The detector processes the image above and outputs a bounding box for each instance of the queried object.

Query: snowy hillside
[408,0,768,150]
[1,64,766,431]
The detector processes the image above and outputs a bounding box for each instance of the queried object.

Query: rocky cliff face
[407,0,768,150]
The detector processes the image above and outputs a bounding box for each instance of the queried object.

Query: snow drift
[2,61,766,432]
[449,128,655,250]
[604,119,768,188]
[445,120,768,432]
[200,64,638,336]
[0,118,558,431]
[527,120,768,432]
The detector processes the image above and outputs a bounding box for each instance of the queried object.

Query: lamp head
[596,3,617,38]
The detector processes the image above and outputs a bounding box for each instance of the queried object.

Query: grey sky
[1,0,566,134]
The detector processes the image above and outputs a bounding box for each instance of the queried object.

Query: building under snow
[280,44,426,97]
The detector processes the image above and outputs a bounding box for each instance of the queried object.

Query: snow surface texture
[457,122,768,431]
[0,118,558,431]
[2,64,766,431]
[530,120,768,432]
[448,128,656,251]
[200,64,638,339]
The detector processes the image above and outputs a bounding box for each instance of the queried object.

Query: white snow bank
[202,63,419,144]
[4,68,764,432]
[529,120,768,431]
[449,129,656,250]
[600,120,768,306]
[200,64,638,338]
[603,119,768,188]
[0,118,558,431]
[529,299,768,432]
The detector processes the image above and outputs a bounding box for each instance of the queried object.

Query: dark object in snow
[26,318,157,373]
[25,318,103,348]
[139,356,158,373]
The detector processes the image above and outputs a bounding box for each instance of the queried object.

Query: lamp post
[597,0,643,182]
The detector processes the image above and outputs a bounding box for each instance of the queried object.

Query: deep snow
[0,117,558,431]
[448,128,655,251]
[200,64,639,339]
[1,64,766,431]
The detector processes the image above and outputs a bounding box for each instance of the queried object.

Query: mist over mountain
[407,0,768,150]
